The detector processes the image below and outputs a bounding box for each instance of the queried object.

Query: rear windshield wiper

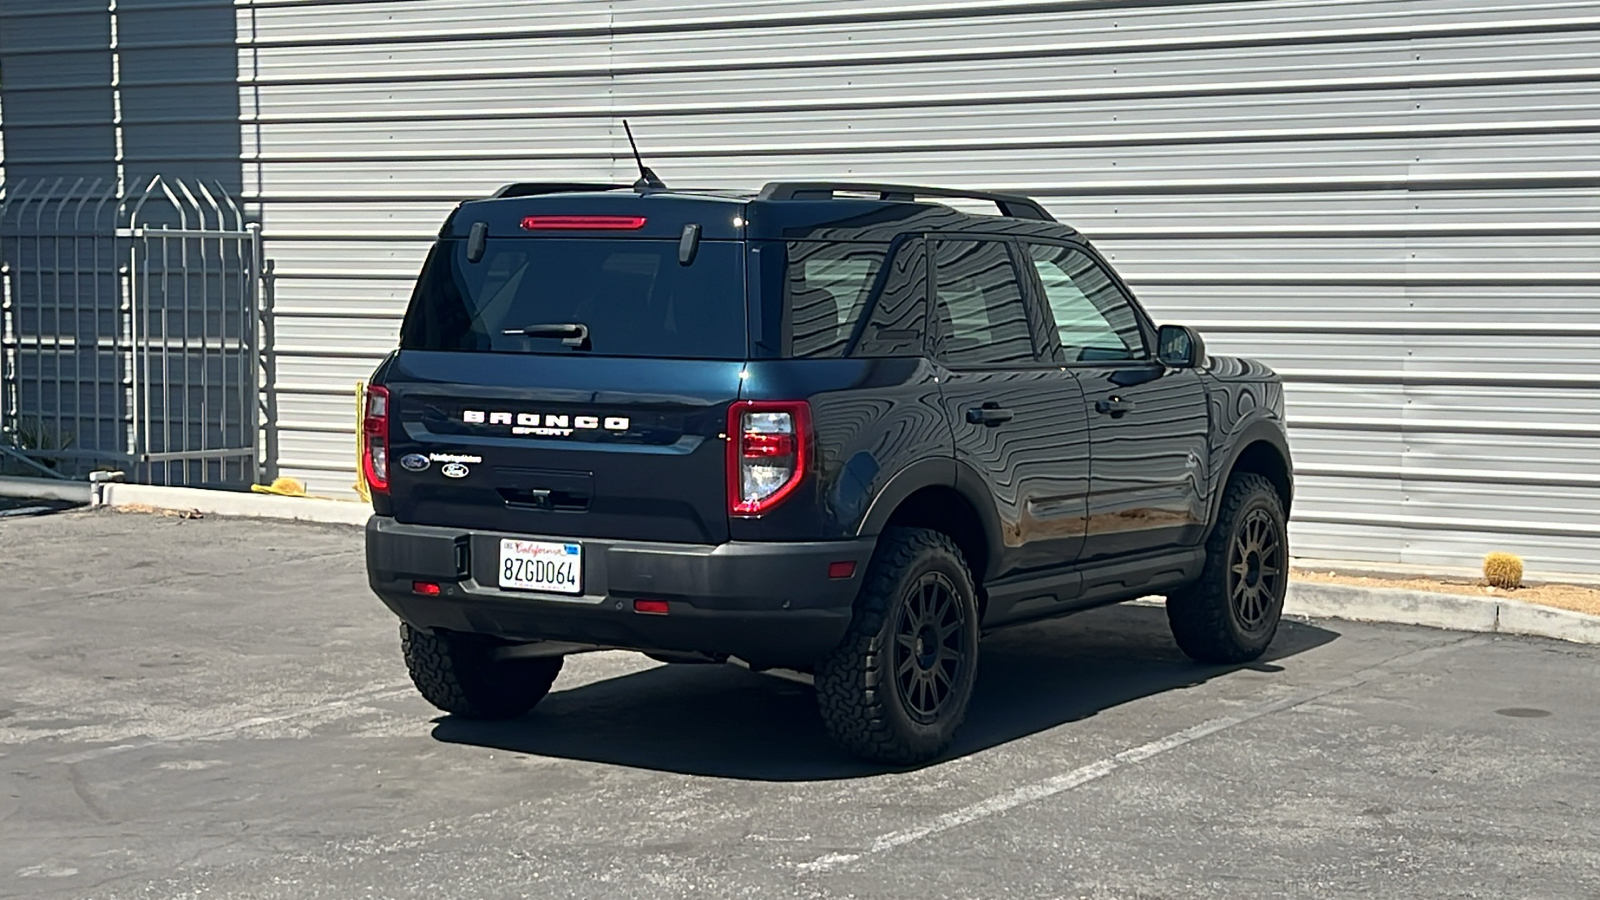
[502,322,591,350]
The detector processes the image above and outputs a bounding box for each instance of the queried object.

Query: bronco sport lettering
[462,410,631,435]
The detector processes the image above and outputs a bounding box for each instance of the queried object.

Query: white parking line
[798,635,1484,874]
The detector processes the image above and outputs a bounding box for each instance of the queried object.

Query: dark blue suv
[364,181,1293,764]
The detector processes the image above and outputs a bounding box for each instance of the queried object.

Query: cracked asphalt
[2,509,1597,898]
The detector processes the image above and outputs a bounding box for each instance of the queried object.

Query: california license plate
[498,539,583,594]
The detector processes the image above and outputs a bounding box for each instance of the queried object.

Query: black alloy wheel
[1165,472,1289,664]
[1229,507,1284,633]
[892,571,971,724]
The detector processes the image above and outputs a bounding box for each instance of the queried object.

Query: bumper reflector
[633,599,670,615]
[828,561,857,579]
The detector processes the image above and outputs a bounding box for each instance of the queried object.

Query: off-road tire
[401,623,564,719]
[816,527,981,765]
[1166,472,1288,664]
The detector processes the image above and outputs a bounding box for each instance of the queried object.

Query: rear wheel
[401,624,564,719]
[1166,472,1288,663]
[817,527,980,765]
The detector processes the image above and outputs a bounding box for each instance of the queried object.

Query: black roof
[446,181,1079,243]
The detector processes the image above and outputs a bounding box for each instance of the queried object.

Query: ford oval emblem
[440,462,470,479]
[399,453,430,472]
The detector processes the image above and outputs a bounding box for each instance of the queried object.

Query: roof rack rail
[755,181,1055,222]
[491,183,632,199]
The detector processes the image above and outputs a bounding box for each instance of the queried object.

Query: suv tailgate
[384,352,739,543]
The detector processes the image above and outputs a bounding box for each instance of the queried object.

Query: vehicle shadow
[0,498,83,518]
[430,603,1339,781]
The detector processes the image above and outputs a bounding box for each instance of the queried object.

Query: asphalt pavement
[1,509,1596,899]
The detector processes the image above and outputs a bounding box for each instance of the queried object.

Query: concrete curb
[98,483,370,526]
[0,476,368,526]
[1286,581,1600,645]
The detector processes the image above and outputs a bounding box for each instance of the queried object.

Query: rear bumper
[366,516,874,668]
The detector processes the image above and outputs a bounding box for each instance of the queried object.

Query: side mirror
[1157,324,1206,368]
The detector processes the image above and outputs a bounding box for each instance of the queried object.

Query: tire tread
[816,526,977,765]
[401,624,563,719]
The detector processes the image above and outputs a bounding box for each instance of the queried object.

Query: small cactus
[1483,553,1524,590]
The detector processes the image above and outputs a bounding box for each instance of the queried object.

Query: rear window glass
[399,239,746,359]
[786,243,886,357]
[781,240,927,358]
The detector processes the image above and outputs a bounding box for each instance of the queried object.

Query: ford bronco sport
[364,180,1293,764]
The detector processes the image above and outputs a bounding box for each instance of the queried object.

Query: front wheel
[816,527,981,765]
[1166,472,1288,664]
[401,624,564,719]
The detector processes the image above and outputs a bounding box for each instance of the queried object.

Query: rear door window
[399,239,747,359]
[931,238,1039,366]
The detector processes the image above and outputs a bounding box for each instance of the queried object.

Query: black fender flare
[855,458,955,538]
[1203,415,1294,541]
[854,457,1006,581]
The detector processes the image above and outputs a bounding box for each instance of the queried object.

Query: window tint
[932,239,1037,366]
[399,239,746,359]
[853,238,926,357]
[785,242,885,358]
[1027,243,1147,362]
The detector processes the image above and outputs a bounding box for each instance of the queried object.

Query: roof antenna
[623,120,666,192]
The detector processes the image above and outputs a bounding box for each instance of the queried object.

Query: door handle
[1095,396,1135,418]
[966,402,1014,427]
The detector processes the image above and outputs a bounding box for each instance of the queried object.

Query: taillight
[728,400,810,516]
[362,385,391,495]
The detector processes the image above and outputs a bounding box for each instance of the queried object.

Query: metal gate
[0,176,262,486]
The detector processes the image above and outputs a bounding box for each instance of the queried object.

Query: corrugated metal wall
[236,0,1600,575]
[0,0,242,185]
[11,0,1596,573]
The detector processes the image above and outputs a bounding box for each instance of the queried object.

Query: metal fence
[0,176,262,486]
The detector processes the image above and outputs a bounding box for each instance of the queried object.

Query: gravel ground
[1294,568,1600,617]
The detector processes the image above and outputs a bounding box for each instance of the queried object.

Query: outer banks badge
[430,453,481,479]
